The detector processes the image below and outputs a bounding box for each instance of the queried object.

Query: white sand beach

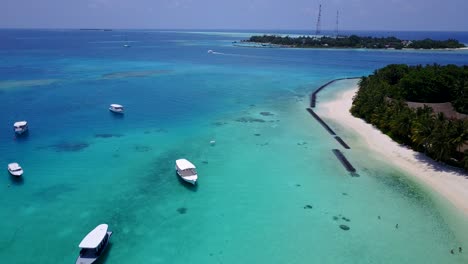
[318,85,468,217]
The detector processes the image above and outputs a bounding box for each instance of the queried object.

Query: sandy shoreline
[318,85,468,216]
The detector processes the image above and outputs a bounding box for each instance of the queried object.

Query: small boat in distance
[109,104,124,114]
[175,159,198,185]
[76,224,112,264]
[207,50,214,54]
[8,163,23,177]
[123,35,131,47]
[13,121,28,135]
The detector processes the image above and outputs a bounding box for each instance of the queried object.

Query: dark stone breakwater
[306,108,336,135]
[310,77,361,108]
[332,149,357,173]
[334,136,350,149]
[307,77,361,175]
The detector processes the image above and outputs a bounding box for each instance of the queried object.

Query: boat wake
[207,50,307,63]
[207,50,224,55]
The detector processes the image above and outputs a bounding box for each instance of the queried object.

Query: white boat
[175,159,198,185]
[7,163,23,177]
[109,104,124,114]
[123,35,131,47]
[207,50,214,54]
[13,121,28,135]
[76,224,112,264]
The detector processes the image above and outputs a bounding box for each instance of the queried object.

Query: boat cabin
[8,163,23,177]
[13,121,28,134]
[78,224,111,260]
[176,159,197,176]
[109,104,124,114]
[175,159,198,184]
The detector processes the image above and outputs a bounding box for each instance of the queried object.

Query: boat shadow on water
[176,173,198,192]
[14,131,30,143]
[9,175,24,186]
[109,112,124,119]
[94,243,112,264]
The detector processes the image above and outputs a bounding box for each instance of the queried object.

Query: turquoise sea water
[1,29,468,263]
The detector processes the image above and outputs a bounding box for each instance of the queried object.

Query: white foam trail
[208,50,306,63]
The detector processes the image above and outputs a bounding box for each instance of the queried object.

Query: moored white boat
[109,104,124,114]
[76,224,112,264]
[13,121,28,135]
[175,159,198,185]
[7,163,23,177]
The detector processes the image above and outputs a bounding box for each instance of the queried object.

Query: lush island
[351,64,468,171]
[243,35,466,49]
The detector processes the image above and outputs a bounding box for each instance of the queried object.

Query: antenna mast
[335,10,339,37]
[315,4,322,36]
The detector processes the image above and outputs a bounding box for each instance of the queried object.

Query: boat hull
[76,232,112,264]
[14,129,28,135]
[109,108,124,114]
[176,170,197,185]
[181,177,197,185]
[8,170,23,177]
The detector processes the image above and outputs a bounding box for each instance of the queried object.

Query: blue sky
[1,0,467,31]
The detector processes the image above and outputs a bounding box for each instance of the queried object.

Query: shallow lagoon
[0,30,467,263]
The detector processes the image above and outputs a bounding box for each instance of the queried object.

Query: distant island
[239,35,466,49]
[351,64,468,171]
[79,28,112,31]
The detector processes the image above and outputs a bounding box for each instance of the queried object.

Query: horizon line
[0,27,467,33]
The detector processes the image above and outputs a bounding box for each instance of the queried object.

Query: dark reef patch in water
[235,117,266,123]
[95,133,124,138]
[212,121,228,127]
[134,145,152,152]
[339,225,350,231]
[177,207,188,214]
[43,142,90,152]
[371,170,428,202]
[260,111,274,116]
[155,128,168,133]
[101,69,172,79]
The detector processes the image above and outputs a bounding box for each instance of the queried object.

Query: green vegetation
[351,64,468,171]
[245,35,466,49]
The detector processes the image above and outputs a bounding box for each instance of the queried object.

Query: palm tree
[428,116,455,162]
[411,107,434,151]
[462,151,468,170]
[450,120,468,153]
